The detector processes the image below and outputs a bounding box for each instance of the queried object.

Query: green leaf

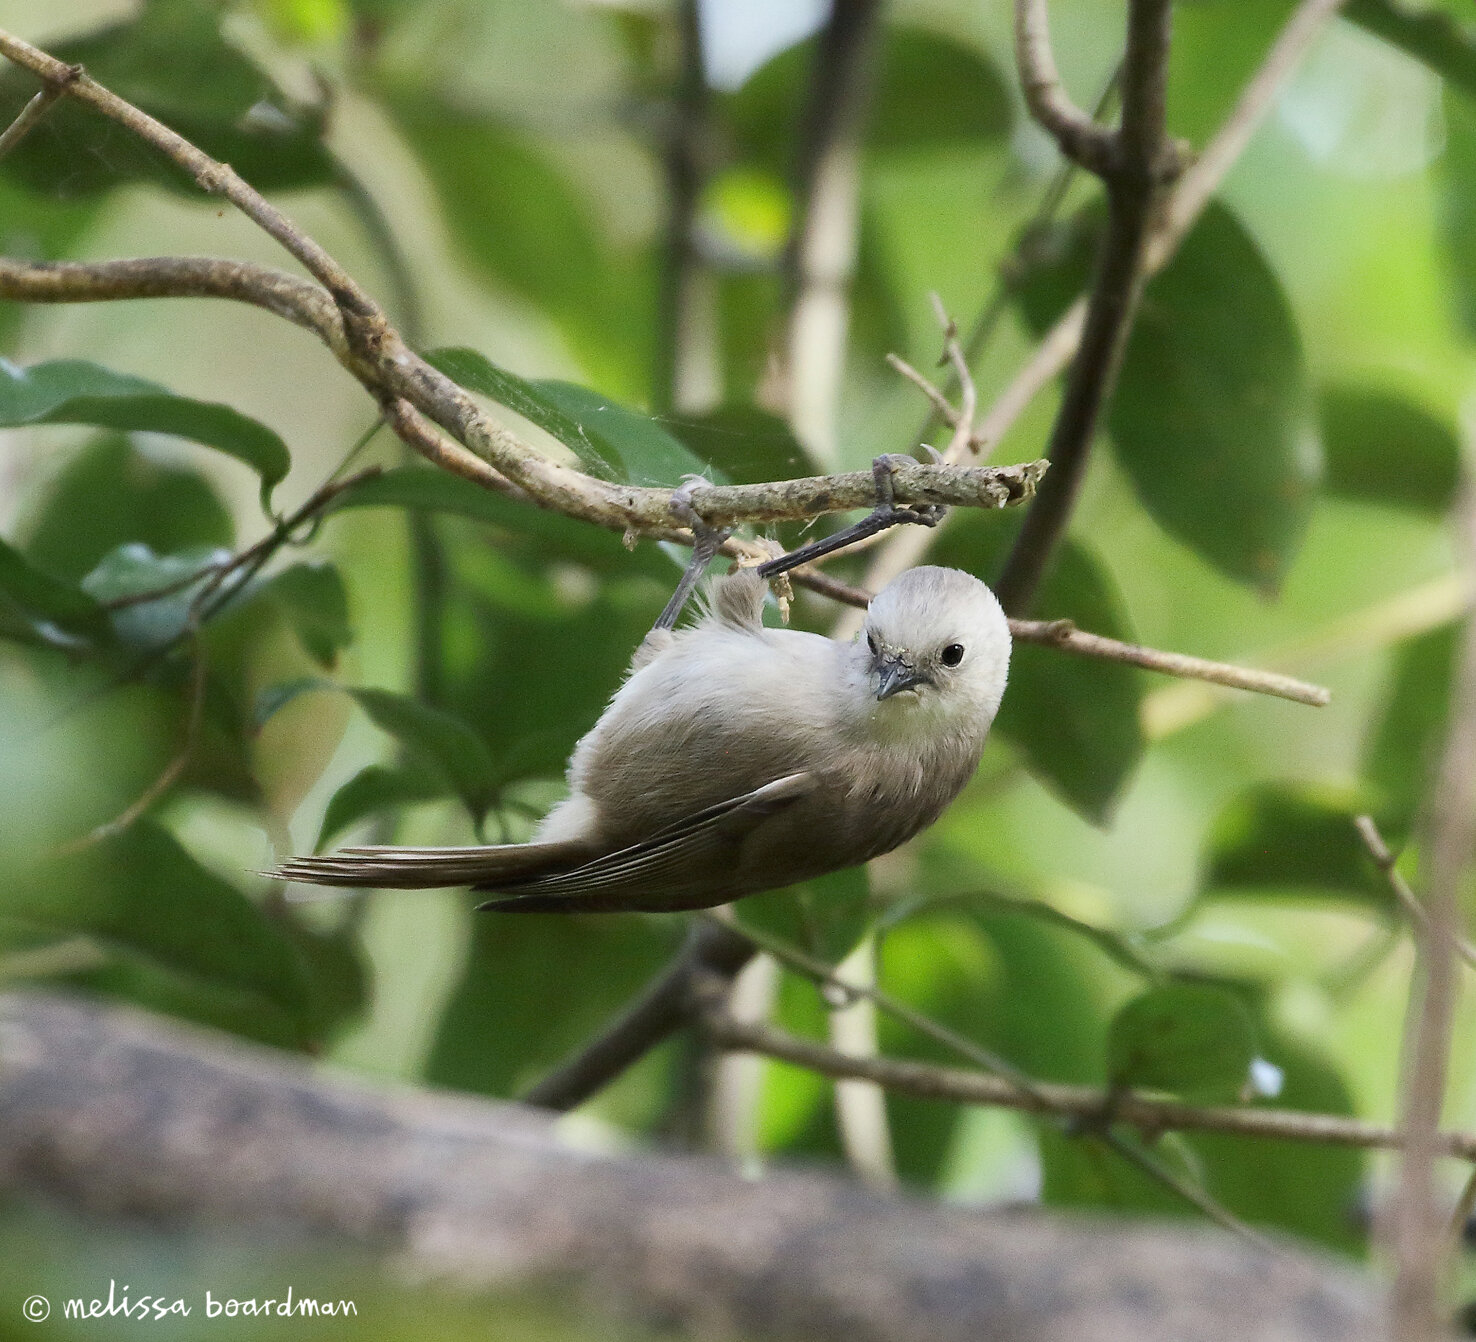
[0,361,291,510]
[0,535,107,649]
[9,820,315,1041]
[1204,783,1390,906]
[315,761,447,852]
[0,179,100,346]
[664,404,817,485]
[426,347,709,486]
[1439,88,1476,337]
[80,543,226,650]
[261,561,352,669]
[1106,982,1257,1099]
[934,512,1144,823]
[1347,0,1476,101]
[735,866,873,964]
[1365,623,1458,833]
[258,680,499,822]
[21,434,233,583]
[323,464,669,576]
[1015,202,1319,591]
[1319,384,1459,513]
[0,3,335,198]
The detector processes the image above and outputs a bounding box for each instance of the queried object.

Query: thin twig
[0,73,70,160]
[1355,815,1476,969]
[1013,0,1117,175]
[699,1008,1476,1162]
[996,0,1178,615]
[1390,481,1476,1341]
[857,0,1348,602]
[931,294,979,462]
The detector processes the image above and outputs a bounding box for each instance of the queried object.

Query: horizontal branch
[0,253,1044,530]
[703,1008,1476,1162]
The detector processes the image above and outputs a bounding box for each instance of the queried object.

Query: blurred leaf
[426,347,709,486]
[9,820,315,1042]
[315,760,446,851]
[1015,202,1319,591]
[260,682,500,823]
[735,867,872,964]
[1347,0,1476,100]
[324,464,669,576]
[80,542,226,651]
[1204,783,1390,906]
[22,434,233,583]
[425,913,681,1098]
[727,24,1010,168]
[261,560,352,668]
[392,105,644,392]
[0,179,100,346]
[665,404,816,485]
[0,535,108,649]
[0,361,290,510]
[1439,89,1476,337]
[0,2,334,198]
[1106,982,1256,1099]
[877,906,1126,1186]
[1319,384,1459,513]
[1365,622,1458,833]
[934,512,1144,822]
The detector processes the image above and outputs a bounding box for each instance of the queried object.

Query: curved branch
[1014,0,1117,175]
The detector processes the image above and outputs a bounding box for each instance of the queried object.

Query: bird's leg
[653,478,733,632]
[756,454,946,581]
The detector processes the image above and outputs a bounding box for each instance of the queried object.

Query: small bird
[272,565,1010,913]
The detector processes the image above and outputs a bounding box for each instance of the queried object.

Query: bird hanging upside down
[271,564,1010,913]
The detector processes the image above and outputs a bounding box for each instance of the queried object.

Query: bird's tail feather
[268,839,591,890]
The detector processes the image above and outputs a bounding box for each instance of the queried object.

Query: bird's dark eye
[941,643,965,667]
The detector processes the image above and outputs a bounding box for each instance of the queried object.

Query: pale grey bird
[271,564,1010,913]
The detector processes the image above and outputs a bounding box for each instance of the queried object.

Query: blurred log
[0,991,1378,1342]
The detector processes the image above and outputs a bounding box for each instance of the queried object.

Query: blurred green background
[2,0,1476,1332]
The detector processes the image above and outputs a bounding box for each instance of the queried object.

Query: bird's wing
[477,771,815,914]
[268,837,593,890]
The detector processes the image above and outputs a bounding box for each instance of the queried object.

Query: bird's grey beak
[874,654,930,701]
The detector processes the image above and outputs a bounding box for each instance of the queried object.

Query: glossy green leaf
[1015,202,1319,591]
[1204,783,1390,906]
[1106,982,1257,1099]
[1365,623,1458,833]
[315,761,447,852]
[0,361,291,509]
[21,434,233,583]
[427,347,709,486]
[0,3,334,198]
[1319,384,1459,513]
[934,512,1144,823]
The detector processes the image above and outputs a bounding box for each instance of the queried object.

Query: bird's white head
[858,566,1011,731]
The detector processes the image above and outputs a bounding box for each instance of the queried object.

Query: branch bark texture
[0,990,1382,1342]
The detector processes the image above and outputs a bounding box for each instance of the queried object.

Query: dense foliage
[4,0,1476,1305]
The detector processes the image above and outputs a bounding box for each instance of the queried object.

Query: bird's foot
[653,477,733,632]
